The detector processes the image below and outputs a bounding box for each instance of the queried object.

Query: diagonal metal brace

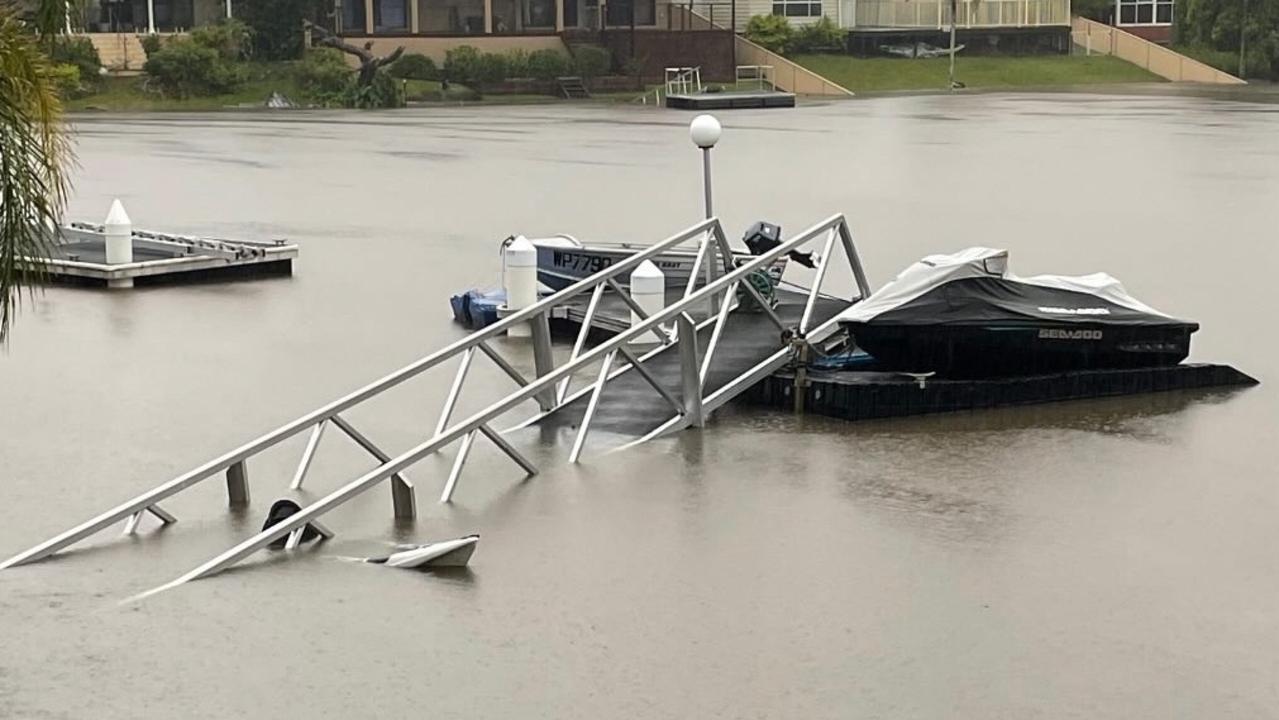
[329,414,416,520]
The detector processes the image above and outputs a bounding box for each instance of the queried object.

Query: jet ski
[837,248,1198,378]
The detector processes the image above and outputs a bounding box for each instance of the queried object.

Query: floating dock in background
[26,205,297,289]
[742,364,1259,421]
[666,90,797,110]
[40,224,297,289]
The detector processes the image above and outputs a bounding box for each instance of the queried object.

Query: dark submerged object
[838,248,1199,378]
[261,499,322,549]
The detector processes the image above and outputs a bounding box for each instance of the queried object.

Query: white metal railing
[735,65,775,91]
[665,66,703,96]
[1,214,871,593]
[848,0,1071,28]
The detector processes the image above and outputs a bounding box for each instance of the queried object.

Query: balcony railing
[846,0,1071,28]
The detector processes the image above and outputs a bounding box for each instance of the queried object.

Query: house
[1112,0,1173,43]
[76,0,231,33]
[336,0,738,77]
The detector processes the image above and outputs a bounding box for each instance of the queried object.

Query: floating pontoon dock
[745,364,1259,420]
[663,65,797,110]
[29,214,296,289]
[665,91,797,110]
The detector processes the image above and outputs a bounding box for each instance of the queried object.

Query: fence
[734,36,855,96]
[1071,16,1245,84]
[848,0,1071,28]
[666,1,738,30]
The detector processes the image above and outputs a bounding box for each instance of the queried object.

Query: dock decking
[666,91,797,110]
[535,289,846,445]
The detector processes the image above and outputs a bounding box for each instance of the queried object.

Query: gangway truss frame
[0,214,870,592]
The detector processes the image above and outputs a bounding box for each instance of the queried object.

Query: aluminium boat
[837,248,1198,377]
[513,234,784,291]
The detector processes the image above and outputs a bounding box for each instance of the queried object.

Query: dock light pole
[689,114,721,220]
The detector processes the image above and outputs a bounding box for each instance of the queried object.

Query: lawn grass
[793,54,1164,93]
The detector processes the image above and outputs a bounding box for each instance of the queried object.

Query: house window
[374,0,410,31]
[772,0,822,17]
[1116,0,1172,25]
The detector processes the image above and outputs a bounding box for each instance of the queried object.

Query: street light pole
[948,0,958,89]
[689,114,722,220]
[1239,0,1248,78]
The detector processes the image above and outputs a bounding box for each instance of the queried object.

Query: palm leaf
[0,10,74,343]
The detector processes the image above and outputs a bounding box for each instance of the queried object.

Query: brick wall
[1119,24,1173,44]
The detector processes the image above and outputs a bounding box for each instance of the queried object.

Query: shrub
[143,39,241,97]
[476,52,509,84]
[1177,0,1279,79]
[342,69,405,108]
[527,48,569,80]
[621,55,646,78]
[388,52,438,81]
[140,33,164,57]
[504,49,530,78]
[572,44,611,79]
[296,47,351,96]
[443,45,482,83]
[191,18,253,61]
[47,64,82,97]
[744,14,793,54]
[790,16,842,53]
[235,0,328,59]
[49,36,101,82]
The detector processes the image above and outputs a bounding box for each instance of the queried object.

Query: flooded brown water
[2,90,1278,718]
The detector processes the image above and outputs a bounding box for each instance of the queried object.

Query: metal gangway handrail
[1,214,870,593]
[665,66,703,96]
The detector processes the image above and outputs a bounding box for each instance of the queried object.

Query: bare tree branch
[304,20,404,87]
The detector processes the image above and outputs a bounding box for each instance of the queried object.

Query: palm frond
[0,10,74,343]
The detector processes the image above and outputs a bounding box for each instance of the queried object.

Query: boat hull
[380,535,479,569]
[844,322,1196,377]
[536,244,703,291]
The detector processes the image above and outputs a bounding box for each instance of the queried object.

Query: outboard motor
[743,221,782,256]
[261,499,322,549]
[742,221,815,269]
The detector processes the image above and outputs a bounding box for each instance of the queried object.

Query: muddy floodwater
[2,90,1278,718]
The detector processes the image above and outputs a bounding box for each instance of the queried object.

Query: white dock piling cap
[505,236,537,267]
[104,199,131,230]
[630,259,665,294]
[632,259,664,280]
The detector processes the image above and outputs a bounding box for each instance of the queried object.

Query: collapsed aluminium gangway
[0,214,871,592]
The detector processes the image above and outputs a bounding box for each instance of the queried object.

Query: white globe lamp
[689,114,722,149]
